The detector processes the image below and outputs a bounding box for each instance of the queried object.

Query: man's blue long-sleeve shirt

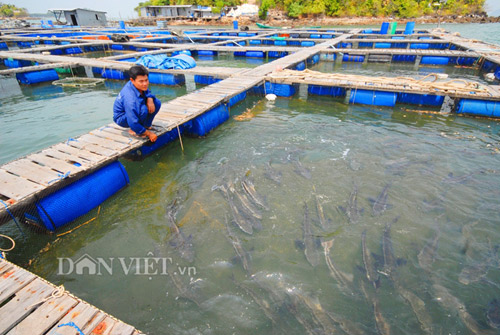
[113,81,161,135]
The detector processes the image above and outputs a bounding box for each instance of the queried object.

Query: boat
[256,22,278,29]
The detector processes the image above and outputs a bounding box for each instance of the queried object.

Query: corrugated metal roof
[49,8,107,13]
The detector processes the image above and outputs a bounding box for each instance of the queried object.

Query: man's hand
[147,97,155,114]
[145,130,157,143]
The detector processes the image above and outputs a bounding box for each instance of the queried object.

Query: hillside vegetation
[0,3,28,17]
[135,0,485,19]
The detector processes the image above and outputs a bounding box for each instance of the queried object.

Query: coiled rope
[26,285,65,310]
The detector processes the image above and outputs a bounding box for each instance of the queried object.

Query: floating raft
[0,258,143,335]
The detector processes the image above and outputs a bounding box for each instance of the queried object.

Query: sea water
[1,23,500,334]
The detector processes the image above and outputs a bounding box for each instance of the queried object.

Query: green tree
[259,0,275,19]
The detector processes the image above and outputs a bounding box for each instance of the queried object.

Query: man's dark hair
[129,65,149,80]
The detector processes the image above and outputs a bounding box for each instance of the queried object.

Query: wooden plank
[89,129,140,145]
[0,279,54,335]
[41,148,93,167]
[78,134,129,151]
[7,295,78,335]
[28,153,84,175]
[0,170,45,201]
[108,321,135,335]
[48,302,103,335]
[0,267,36,304]
[52,143,106,163]
[88,316,119,335]
[0,261,13,276]
[66,141,116,157]
[82,312,109,335]
[2,159,61,186]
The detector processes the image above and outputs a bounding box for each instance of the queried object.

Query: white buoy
[266,93,277,101]
[485,73,496,81]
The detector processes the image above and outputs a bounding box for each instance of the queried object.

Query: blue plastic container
[233,20,238,30]
[234,51,246,57]
[228,91,247,107]
[238,32,248,37]
[249,40,262,45]
[266,82,297,97]
[274,40,287,46]
[301,41,315,47]
[198,50,217,56]
[118,57,136,62]
[341,42,353,48]
[101,69,127,80]
[359,42,373,48]
[380,22,390,34]
[268,51,288,58]
[343,54,365,62]
[246,51,264,58]
[410,43,430,49]
[172,50,192,56]
[308,85,346,97]
[149,73,185,85]
[129,128,180,158]
[392,55,416,62]
[307,54,320,65]
[65,47,83,54]
[295,62,306,71]
[4,59,32,68]
[183,104,229,137]
[375,42,391,48]
[310,34,321,39]
[404,21,415,35]
[420,56,449,65]
[457,99,500,117]
[194,75,221,85]
[321,34,333,39]
[36,161,129,231]
[0,42,8,50]
[111,45,124,50]
[397,93,444,106]
[350,89,397,107]
[16,69,59,85]
[119,21,126,29]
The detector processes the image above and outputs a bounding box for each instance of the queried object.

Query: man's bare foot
[128,129,147,138]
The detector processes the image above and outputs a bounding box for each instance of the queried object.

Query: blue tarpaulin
[135,54,196,70]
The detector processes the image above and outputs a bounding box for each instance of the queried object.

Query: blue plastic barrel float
[194,75,222,85]
[410,43,430,49]
[295,61,306,71]
[375,42,391,48]
[128,128,181,158]
[307,54,320,65]
[228,91,247,107]
[198,50,217,56]
[269,51,288,58]
[457,99,500,117]
[350,89,397,107]
[380,22,390,34]
[246,51,264,58]
[392,55,416,62]
[321,34,333,39]
[16,69,59,85]
[265,82,297,97]
[0,42,8,50]
[249,40,262,45]
[101,69,127,80]
[343,54,365,62]
[35,161,129,231]
[172,50,192,56]
[301,41,315,47]
[234,51,246,57]
[308,85,346,97]
[397,93,444,106]
[65,47,83,54]
[274,40,287,46]
[359,42,373,48]
[4,59,33,68]
[149,73,185,85]
[404,21,415,35]
[183,104,229,137]
[310,34,321,39]
[420,56,449,65]
[111,45,124,50]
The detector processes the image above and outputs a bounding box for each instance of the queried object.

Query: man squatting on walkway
[113,65,161,142]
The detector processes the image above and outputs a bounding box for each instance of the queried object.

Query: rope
[0,234,15,252]
[48,171,71,184]
[66,137,79,145]
[0,200,25,237]
[56,322,85,335]
[26,285,65,310]
[56,206,101,237]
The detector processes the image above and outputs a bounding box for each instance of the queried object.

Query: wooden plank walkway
[326,48,479,58]
[266,68,500,101]
[0,258,143,335]
[0,33,353,224]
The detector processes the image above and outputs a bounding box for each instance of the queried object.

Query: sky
[13,0,500,20]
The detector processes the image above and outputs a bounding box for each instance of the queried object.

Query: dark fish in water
[361,230,380,289]
[293,159,312,180]
[487,299,500,329]
[224,216,252,275]
[339,184,363,224]
[381,217,400,278]
[385,157,412,176]
[442,170,485,184]
[433,283,497,335]
[460,220,479,258]
[241,179,269,211]
[303,202,320,267]
[235,280,278,325]
[327,311,366,335]
[370,183,391,217]
[218,185,253,235]
[322,239,354,289]
[165,262,203,307]
[166,200,195,263]
[228,183,262,231]
[264,161,282,185]
[313,186,331,231]
[396,286,433,334]
[418,229,440,273]
[459,244,499,285]
[360,278,391,335]
[293,291,338,333]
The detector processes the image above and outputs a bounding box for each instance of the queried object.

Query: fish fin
[396,258,407,267]
[295,239,305,250]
